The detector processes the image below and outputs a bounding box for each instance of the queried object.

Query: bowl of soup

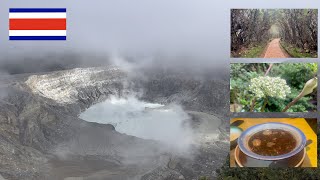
[238,123,306,161]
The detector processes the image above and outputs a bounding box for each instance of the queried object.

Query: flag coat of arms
[9,8,67,40]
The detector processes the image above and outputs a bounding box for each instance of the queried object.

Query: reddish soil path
[263,38,289,58]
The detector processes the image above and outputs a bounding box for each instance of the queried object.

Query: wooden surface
[230,118,317,167]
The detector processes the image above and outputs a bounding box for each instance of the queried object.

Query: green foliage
[280,41,317,58]
[231,9,272,54]
[271,63,317,89]
[265,89,314,112]
[199,176,210,180]
[231,9,318,58]
[230,63,317,112]
[230,64,263,111]
[270,63,317,112]
[237,44,266,58]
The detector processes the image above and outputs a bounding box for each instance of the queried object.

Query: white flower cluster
[249,76,291,99]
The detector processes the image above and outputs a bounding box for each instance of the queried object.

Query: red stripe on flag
[9,19,66,30]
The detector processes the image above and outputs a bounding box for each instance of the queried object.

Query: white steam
[80,95,194,151]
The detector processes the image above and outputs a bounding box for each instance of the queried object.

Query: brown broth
[248,129,296,156]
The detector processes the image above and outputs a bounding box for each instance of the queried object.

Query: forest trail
[263,38,289,58]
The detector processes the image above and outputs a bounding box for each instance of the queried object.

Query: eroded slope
[0,67,228,180]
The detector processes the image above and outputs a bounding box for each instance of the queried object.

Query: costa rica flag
[9,8,67,40]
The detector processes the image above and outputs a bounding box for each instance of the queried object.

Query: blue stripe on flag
[9,36,67,40]
[9,8,66,13]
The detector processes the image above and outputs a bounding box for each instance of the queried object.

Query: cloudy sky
[0,0,318,71]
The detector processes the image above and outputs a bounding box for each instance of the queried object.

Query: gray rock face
[0,67,229,180]
[0,174,6,180]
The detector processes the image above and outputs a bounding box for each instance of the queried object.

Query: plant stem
[264,63,273,76]
[261,97,268,112]
[250,98,256,112]
[282,93,303,112]
[233,103,237,112]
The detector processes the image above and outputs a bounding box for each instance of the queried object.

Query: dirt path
[263,38,289,58]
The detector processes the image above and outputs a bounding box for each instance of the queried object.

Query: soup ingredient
[262,130,272,136]
[248,129,296,156]
[267,142,275,147]
[252,139,261,147]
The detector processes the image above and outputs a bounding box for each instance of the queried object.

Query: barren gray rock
[0,67,228,180]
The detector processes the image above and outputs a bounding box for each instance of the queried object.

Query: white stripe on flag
[9,30,67,36]
[9,13,66,19]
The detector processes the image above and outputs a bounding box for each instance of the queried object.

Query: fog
[80,95,194,152]
[0,0,315,75]
[269,25,281,38]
